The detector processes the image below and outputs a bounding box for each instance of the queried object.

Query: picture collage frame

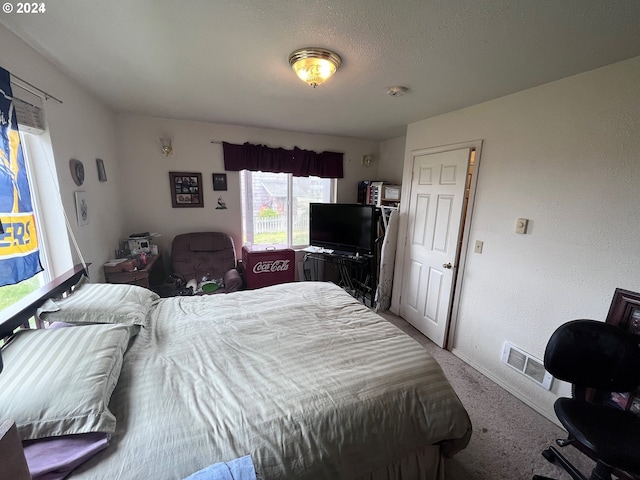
[169,172,203,208]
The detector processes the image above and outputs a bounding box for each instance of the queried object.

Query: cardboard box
[383,185,401,200]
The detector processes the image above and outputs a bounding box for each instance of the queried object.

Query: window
[0,80,72,327]
[0,132,47,313]
[241,171,335,248]
[0,130,72,316]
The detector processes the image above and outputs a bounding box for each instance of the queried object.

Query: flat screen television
[309,203,377,255]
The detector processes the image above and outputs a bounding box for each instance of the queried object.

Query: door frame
[390,139,483,350]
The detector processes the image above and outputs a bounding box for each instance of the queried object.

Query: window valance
[222,142,343,178]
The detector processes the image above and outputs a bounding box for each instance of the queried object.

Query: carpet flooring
[378,311,596,480]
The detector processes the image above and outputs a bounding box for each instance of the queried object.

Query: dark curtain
[223,142,343,178]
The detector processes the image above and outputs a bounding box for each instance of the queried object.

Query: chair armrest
[224,269,243,293]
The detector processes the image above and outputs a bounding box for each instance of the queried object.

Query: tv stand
[303,252,377,308]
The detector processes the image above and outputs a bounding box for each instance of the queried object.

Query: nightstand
[0,420,30,480]
[104,254,165,289]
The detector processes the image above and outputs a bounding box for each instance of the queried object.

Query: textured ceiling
[2,0,640,140]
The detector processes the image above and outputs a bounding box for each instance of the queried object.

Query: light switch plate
[515,218,528,234]
[474,240,483,253]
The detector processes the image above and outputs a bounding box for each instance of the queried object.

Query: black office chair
[533,319,640,480]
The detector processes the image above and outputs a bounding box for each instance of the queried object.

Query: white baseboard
[450,347,564,429]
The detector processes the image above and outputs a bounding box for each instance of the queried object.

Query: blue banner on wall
[0,66,42,287]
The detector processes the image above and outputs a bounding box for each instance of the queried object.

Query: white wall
[0,24,123,281]
[400,56,640,421]
[116,113,380,263]
[378,136,406,184]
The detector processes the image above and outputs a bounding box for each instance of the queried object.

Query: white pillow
[0,324,132,440]
[37,279,158,327]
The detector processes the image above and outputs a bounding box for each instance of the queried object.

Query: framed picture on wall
[213,173,227,191]
[169,172,204,208]
[96,158,107,182]
[74,191,89,226]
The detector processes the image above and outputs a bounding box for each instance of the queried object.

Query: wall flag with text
[0,66,42,287]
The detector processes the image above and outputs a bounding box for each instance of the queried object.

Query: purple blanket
[23,433,109,480]
[184,455,257,480]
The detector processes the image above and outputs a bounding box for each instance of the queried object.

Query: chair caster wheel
[555,438,572,447]
[542,448,556,463]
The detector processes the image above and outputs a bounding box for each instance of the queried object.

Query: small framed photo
[169,172,203,208]
[213,173,227,191]
[96,158,107,182]
[606,288,640,334]
[74,191,89,226]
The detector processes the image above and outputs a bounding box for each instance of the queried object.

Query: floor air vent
[501,342,553,390]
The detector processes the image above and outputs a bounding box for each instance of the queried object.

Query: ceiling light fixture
[289,48,342,88]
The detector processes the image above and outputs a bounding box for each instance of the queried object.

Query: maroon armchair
[170,232,243,293]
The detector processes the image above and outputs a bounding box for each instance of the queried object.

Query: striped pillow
[0,323,132,440]
[37,279,158,327]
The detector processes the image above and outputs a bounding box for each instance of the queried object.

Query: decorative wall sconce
[362,154,374,167]
[160,137,173,156]
[289,48,342,88]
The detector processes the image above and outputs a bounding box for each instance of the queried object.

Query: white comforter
[71,282,471,479]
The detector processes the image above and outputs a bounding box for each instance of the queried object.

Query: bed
[0,266,472,480]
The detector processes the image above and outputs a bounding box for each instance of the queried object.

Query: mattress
[70,281,471,479]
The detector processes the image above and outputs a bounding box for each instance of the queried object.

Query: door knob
[443,262,453,269]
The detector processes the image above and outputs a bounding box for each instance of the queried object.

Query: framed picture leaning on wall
[604,288,640,415]
[169,172,203,208]
[606,288,640,334]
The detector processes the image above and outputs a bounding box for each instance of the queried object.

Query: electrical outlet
[474,240,483,254]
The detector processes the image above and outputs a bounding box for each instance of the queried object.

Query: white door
[399,148,470,347]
